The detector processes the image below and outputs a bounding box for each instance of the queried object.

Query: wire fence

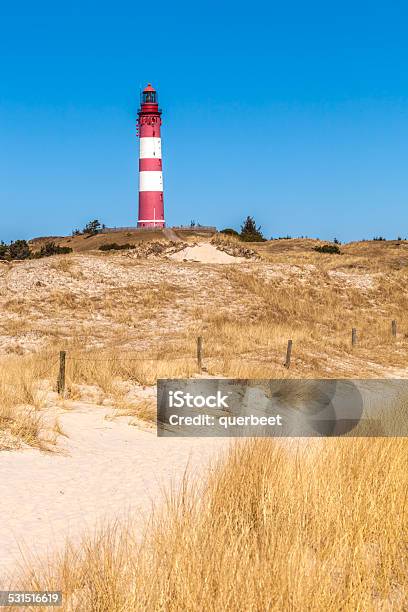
[47,333,300,397]
[1,319,402,395]
[36,359,61,378]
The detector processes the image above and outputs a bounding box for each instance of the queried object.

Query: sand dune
[0,402,226,587]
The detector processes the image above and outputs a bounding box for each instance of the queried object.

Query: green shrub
[33,242,73,258]
[220,228,239,237]
[99,243,136,251]
[314,244,341,255]
[0,241,8,260]
[9,240,31,260]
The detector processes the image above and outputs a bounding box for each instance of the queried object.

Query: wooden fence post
[392,320,397,338]
[57,350,66,396]
[352,328,357,347]
[284,340,292,368]
[197,337,203,372]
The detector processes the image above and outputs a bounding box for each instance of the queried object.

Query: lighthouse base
[137,220,166,228]
[138,191,165,228]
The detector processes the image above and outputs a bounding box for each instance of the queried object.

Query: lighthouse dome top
[141,83,158,104]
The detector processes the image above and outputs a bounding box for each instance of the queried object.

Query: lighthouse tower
[136,84,165,228]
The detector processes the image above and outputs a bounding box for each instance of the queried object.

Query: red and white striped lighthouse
[136,84,165,228]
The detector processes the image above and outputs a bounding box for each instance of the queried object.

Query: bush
[0,241,8,260]
[373,236,386,241]
[33,242,73,258]
[220,228,239,237]
[99,243,136,251]
[314,244,341,255]
[240,216,266,242]
[0,239,73,260]
[9,240,31,260]
[0,240,31,260]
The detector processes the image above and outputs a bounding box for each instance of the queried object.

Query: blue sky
[1,1,408,243]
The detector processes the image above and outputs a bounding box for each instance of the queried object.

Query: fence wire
[35,360,60,378]
[65,356,196,363]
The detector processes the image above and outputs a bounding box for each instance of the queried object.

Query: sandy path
[0,403,227,587]
[169,242,244,264]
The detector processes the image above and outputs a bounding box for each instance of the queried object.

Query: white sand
[0,403,226,587]
[169,242,244,264]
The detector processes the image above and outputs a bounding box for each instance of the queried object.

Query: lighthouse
[136,84,165,228]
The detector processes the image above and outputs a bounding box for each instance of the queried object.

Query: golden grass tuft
[64,350,198,391]
[0,352,58,448]
[14,437,408,611]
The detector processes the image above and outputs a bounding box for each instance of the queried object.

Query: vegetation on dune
[82,219,105,236]
[0,240,72,260]
[9,239,31,260]
[240,215,266,242]
[2,237,408,435]
[0,342,198,449]
[16,437,408,611]
[32,242,73,258]
[72,219,106,237]
[314,243,341,254]
[220,227,239,236]
[0,239,31,260]
[0,353,61,450]
[0,238,408,609]
[220,216,266,242]
[99,242,136,251]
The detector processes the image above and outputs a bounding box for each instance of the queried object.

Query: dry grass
[28,228,170,253]
[64,348,198,390]
[0,352,59,449]
[110,397,157,424]
[211,232,241,247]
[14,437,408,611]
[2,238,408,441]
[49,257,75,274]
[199,260,408,377]
[0,340,200,445]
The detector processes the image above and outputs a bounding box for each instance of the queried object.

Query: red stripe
[139,158,162,171]
[139,124,161,138]
[138,192,165,227]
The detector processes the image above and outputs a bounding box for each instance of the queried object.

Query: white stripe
[139,137,162,159]
[139,171,163,192]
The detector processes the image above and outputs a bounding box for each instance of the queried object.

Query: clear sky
[1,1,408,243]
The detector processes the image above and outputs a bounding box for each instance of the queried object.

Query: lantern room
[141,83,157,105]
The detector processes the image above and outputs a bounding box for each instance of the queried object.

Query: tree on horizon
[82,220,105,236]
[240,216,265,242]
